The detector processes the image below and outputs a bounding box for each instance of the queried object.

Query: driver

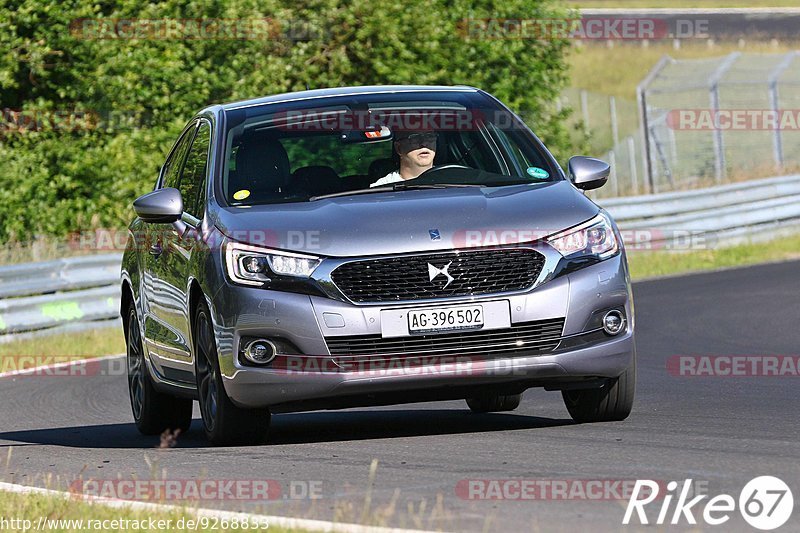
[370,130,437,187]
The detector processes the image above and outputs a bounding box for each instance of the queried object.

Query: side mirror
[568,156,610,191]
[133,187,183,223]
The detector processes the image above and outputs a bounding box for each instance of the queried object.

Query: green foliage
[0,0,574,243]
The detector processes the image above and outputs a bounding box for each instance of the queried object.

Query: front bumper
[210,254,635,410]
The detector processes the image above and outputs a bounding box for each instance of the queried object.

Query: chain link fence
[556,52,800,198]
[639,52,800,193]
[560,88,644,197]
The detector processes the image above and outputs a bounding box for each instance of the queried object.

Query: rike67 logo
[624,477,794,530]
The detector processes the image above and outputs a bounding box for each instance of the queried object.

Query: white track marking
[0,356,443,531]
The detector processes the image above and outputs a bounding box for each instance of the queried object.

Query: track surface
[578,10,800,40]
[1,261,799,532]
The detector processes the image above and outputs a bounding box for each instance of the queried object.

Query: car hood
[213,181,599,257]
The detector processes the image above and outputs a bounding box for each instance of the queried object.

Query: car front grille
[330,248,546,303]
[325,318,565,360]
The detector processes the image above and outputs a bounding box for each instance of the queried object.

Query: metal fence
[0,254,121,343]
[2,173,800,341]
[639,52,800,193]
[560,88,644,197]
[604,173,800,248]
[559,52,800,197]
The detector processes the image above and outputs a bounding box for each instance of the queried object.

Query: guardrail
[602,174,800,248]
[1,174,799,342]
[0,254,122,343]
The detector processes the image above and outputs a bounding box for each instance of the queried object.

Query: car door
[142,121,198,381]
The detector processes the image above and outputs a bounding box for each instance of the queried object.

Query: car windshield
[221,93,559,206]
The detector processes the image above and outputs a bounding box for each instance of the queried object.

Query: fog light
[243,339,277,365]
[602,310,625,336]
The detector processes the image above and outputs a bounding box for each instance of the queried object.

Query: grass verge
[627,234,800,279]
[0,489,297,532]
[568,40,799,100]
[0,328,125,370]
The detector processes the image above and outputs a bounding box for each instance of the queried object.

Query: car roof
[219,85,480,111]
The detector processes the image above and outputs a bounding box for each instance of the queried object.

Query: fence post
[649,124,674,191]
[610,96,619,148]
[580,90,590,130]
[638,55,674,194]
[708,52,741,184]
[667,126,677,166]
[768,52,798,169]
[627,136,639,195]
[608,150,618,197]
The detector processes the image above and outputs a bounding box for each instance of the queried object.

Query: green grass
[568,40,800,100]
[0,489,300,533]
[0,238,106,265]
[0,328,125,368]
[627,233,800,279]
[568,1,800,7]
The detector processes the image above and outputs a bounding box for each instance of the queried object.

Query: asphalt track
[1,260,799,532]
[579,9,800,40]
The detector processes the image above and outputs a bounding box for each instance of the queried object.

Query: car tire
[126,304,193,436]
[194,303,271,446]
[562,363,636,423]
[466,392,523,413]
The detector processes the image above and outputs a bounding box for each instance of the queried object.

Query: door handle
[149,242,163,257]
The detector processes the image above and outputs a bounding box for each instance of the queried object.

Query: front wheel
[126,304,192,435]
[562,364,636,423]
[194,303,271,446]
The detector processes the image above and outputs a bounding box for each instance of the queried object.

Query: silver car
[121,85,635,445]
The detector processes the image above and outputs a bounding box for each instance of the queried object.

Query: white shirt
[370,171,404,187]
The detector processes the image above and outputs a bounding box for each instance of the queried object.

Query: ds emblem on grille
[428,261,455,289]
[429,229,441,241]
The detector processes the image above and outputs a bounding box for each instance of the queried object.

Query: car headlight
[547,212,619,260]
[225,242,321,286]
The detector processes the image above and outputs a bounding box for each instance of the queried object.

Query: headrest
[233,139,291,193]
[292,165,342,195]
[368,158,397,180]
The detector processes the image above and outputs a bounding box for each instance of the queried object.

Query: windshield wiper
[309,182,480,201]
[391,182,480,190]
[309,186,394,201]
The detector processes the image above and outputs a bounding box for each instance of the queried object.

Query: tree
[0,0,575,242]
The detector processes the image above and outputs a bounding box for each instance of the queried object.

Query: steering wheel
[417,164,470,178]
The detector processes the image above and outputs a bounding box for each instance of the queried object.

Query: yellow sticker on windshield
[233,189,251,201]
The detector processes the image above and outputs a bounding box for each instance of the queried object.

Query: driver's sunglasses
[396,132,437,151]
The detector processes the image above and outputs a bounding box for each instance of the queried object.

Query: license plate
[407,305,484,334]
